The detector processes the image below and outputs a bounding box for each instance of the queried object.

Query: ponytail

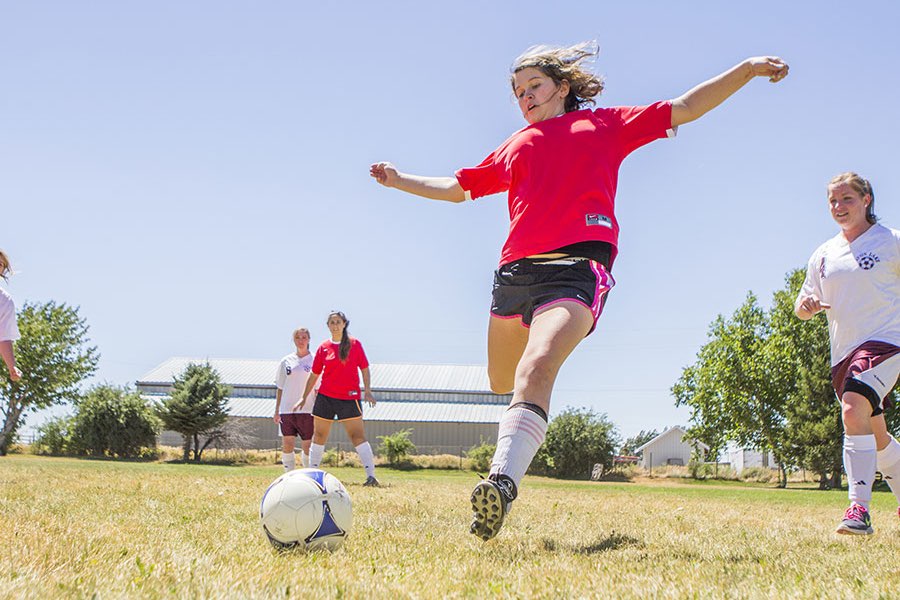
[339,325,351,362]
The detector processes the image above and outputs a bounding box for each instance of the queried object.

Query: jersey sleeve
[603,101,675,157]
[0,294,20,342]
[274,360,286,390]
[311,345,326,375]
[797,250,825,307]
[354,341,370,370]
[455,150,509,201]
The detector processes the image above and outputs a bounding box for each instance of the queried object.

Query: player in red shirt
[370,42,788,540]
[294,311,379,486]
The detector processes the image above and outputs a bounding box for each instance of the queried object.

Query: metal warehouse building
[137,357,511,454]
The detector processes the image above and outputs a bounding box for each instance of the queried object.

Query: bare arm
[0,340,20,381]
[274,389,282,423]
[794,295,831,321]
[295,372,320,412]
[670,57,789,127]
[370,162,466,203]
[361,367,376,406]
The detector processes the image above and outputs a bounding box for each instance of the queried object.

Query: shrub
[467,441,496,473]
[532,408,620,479]
[69,384,161,458]
[378,429,417,465]
[740,466,777,483]
[33,416,73,455]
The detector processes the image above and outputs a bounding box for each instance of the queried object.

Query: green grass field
[2,455,899,599]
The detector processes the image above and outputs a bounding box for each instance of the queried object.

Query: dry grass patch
[2,455,898,599]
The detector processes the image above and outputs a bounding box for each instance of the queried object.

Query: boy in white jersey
[796,172,900,535]
[274,327,317,471]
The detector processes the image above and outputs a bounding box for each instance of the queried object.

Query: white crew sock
[490,405,548,489]
[355,442,376,478]
[282,452,295,472]
[309,443,325,469]
[844,434,877,509]
[301,451,310,468]
[877,436,900,504]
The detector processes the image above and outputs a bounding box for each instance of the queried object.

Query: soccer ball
[259,468,353,551]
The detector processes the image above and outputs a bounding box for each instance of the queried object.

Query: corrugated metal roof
[142,396,506,424]
[138,357,498,393]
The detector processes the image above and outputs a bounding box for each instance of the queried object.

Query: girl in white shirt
[0,250,21,383]
[796,172,900,535]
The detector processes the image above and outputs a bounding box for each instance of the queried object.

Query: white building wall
[640,430,694,468]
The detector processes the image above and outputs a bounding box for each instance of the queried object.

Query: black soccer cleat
[469,473,517,541]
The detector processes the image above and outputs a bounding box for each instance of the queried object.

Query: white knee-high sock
[490,404,548,489]
[282,452,295,472]
[355,442,376,478]
[301,452,310,468]
[844,434,877,508]
[877,436,900,504]
[309,443,325,469]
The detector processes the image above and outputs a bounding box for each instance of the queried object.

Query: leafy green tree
[0,301,99,455]
[68,384,161,458]
[377,428,416,465]
[156,363,231,462]
[620,429,659,456]
[673,292,794,486]
[766,269,843,488]
[532,408,620,479]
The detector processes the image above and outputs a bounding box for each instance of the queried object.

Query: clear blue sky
[3,1,899,440]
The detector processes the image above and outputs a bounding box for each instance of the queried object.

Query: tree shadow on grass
[542,531,642,555]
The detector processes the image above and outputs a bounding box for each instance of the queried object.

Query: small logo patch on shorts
[585,214,612,228]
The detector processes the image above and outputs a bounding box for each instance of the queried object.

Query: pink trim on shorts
[489,310,530,329]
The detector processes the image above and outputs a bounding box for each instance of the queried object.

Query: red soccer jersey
[455,102,674,267]
[312,338,370,400]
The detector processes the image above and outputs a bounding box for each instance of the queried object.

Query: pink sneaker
[836,503,874,535]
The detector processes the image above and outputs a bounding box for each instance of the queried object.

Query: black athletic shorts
[491,256,615,335]
[312,392,363,421]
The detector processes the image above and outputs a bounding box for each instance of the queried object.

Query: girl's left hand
[747,56,789,82]
[364,391,377,407]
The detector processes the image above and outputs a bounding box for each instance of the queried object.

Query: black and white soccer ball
[260,468,353,551]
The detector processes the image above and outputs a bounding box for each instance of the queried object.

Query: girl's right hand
[370,162,399,188]
[9,367,20,382]
[798,294,831,316]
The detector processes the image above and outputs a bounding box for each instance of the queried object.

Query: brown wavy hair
[511,42,604,113]
[0,250,10,282]
[829,172,877,224]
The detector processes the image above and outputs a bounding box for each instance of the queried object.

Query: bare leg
[487,316,529,394]
[343,418,376,480]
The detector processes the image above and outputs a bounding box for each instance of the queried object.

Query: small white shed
[634,426,709,468]
[723,442,776,472]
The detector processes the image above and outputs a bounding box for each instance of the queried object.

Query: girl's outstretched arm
[670,57,788,127]
[370,162,466,203]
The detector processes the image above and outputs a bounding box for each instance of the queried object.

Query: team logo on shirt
[303,364,311,373]
[856,252,880,270]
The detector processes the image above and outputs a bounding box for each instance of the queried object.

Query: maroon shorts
[831,341,900,416]
[279,413,313,440]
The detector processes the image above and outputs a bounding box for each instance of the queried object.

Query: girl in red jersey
[294,311,379,486]
[371,42,788,540]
